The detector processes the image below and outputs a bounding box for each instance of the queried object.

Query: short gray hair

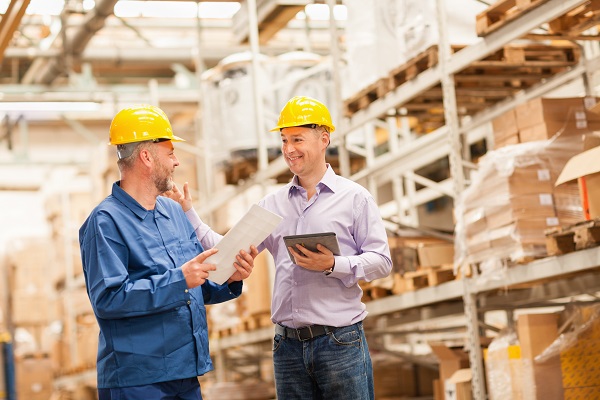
[116,141,155,171]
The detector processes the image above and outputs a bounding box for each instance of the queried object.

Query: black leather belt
[275,323,336,341]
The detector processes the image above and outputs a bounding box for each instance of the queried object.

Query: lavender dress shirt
[186,165,392,329]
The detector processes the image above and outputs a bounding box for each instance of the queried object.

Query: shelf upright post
[246,0,268,171]
[326,0,350,177]
[193,2,212,220]
[435,0,485,398]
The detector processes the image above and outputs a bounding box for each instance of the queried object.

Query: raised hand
[163,182,193,212]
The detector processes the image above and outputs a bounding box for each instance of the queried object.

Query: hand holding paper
[206,204,282,285]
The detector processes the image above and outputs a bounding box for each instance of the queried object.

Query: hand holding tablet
[283,232,340,263]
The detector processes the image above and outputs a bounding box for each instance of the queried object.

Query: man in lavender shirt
[169,96,392,399]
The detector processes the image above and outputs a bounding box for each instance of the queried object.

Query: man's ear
[322,132,331,148]
[139,148,153,167]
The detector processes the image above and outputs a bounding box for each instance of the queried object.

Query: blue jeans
[272,321,374,400]
[98,377,202,400]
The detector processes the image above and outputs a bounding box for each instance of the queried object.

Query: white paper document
[207,204,282,285]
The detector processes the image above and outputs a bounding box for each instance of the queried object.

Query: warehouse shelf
[5,1,600,397]
[469,245,600,295]
[206,1,600,399]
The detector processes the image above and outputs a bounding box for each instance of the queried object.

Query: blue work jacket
[79,182,242,388]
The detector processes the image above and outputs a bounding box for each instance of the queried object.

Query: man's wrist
[323,260,335,276]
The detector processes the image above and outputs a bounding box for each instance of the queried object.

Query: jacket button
[187,301,191,305]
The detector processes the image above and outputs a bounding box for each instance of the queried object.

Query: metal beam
[0,0,30,65]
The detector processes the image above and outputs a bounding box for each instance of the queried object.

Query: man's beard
[153,163,174,193]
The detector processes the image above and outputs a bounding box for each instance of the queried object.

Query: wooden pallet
[393,265,456,293]
[343,77,394,117]
[238,311,272,332]
[547,0,600,37]
[545,219,600,255]
[342,43,579,126]
[361,283,392,302]
[476,0,551,37]
[388,46,440,89]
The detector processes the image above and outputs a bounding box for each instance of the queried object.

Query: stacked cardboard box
[560,306,600,399]
[430,343,470,400]
[387,236,455,293]
[492,97,600,149]
[517,313,564,400]
[459,134,584,264]
[15,356,54,400]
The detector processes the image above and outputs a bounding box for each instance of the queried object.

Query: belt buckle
[297,326,313,341]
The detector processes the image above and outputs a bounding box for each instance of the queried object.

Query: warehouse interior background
[2,0,600,399]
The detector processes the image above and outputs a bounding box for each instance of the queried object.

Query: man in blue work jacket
[79,104,258,400]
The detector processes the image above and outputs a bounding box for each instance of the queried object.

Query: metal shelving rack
[207,0,600,398]
[15,0,598,395]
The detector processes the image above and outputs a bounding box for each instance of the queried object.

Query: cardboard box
[486,204,553,229]
[478,166,554,199]
[388,236,449,274]
[429,343,470,383]
[16,357,54,400]
[564,386,600,400]
[494,133,520,149]
[515,97,600,130]
[492,109,519,138]
[517,313,564,400]
[241,250,272,316]
[555,145,600,219]
[11,292,57,325]
[417,242,454,267]
[444,369,472,400]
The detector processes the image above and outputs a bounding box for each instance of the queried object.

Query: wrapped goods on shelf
[272,52,333,120]
[209,52,279,155]
[202,51,336,162]
[342,0,402,98]
[533,305,600,398]
[342,0,484,98]
[492,97,600,149]
[455,134,585,270]
[484,329,532,400]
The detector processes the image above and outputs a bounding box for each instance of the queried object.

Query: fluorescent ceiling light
[0,0,64,15]
[297,4,347,21]
[114,1,240,19]
[0,102,101,112]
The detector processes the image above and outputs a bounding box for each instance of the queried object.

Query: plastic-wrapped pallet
[485,329,533,400]
[342,0,485,98]
[455,134,585,274]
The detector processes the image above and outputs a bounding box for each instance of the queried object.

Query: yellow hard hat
[270,96,335,133]
[109,104,185,145]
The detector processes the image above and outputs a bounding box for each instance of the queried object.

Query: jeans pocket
[272,334,283,352]
[330,328,361,347]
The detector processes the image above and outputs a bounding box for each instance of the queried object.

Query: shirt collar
[288,164,337,195]
[112,181,170,220]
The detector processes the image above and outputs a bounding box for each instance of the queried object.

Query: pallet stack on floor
[5,240,58,400]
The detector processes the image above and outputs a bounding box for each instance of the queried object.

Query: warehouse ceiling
[0,0,344,97]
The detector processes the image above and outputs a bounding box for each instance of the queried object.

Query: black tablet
[283,232,341,263]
